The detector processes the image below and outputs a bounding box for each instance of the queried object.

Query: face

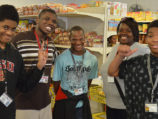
[111,35,117,44]
[37,12,57,35]
[0,19,17,48]
[146,27,158,57]
[117,23,134,46]
[70,30,85,55]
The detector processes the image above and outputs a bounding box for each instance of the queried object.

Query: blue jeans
[75,107,83,119]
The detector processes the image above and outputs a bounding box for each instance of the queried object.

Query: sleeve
[52,56,62,81]
[16,53,44,93]
[88,57,98,80]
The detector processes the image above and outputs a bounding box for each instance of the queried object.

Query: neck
[35,27,47,41]
[70,48,85,56]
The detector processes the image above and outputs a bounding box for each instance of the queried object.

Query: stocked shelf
[20,7,105,21]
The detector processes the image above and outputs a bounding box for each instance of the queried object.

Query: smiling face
[146,27,158,57]
[117,23,134,46]
[37,12,57,35]
[70,30,85,55]
[0,19,17,49]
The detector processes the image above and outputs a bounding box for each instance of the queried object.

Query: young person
[12,8,59,119]
[100,17,150,119]
[52,26,98,119]
[108,20,158,119]
[0,4,47,119]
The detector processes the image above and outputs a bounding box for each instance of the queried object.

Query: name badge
[145,103,158,112]
[39,75,48,84]
[74,88,83,95]
[108,76,114,83]
[0,93,13,107]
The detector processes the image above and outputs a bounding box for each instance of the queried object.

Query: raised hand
[37,41,48,70]
[117,45,138,59]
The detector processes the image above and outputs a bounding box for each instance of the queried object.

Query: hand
[117,45,138,59]
[37,41,48,70]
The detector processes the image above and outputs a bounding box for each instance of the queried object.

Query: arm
[108,45,137,77]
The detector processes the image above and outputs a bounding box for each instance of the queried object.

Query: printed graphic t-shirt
[53,49,98,104]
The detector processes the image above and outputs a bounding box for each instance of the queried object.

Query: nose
[6,30,15,36]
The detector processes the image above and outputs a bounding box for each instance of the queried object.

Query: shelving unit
[19,2,126,68]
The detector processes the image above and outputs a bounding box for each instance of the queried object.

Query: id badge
[107,76,114,83]
[145,103,158,112]
[39,75,48,84]
[0,93,13,107]
[74,88,83,95]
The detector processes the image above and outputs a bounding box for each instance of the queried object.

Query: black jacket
[0,44,43,119]
[53,93,92,119]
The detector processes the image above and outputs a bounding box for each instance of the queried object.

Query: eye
[3,25,9,30]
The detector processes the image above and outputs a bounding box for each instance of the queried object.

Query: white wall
[0,0,157,11]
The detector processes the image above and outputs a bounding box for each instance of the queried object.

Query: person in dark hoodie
[52,26,98,119]
[0,4,48,119]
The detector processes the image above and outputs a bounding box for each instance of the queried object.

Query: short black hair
[69,26,84,38]
[39,8,56,18]
[0,4,19,24]
[147,20,158,34]
[117,17,139,42]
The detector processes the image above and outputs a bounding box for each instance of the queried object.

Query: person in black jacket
[0,4,48,119]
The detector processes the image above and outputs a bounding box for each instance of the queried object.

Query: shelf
[108,15,123,20]
[55,44,103,54]
[20,15,37,19]
[20,7,105,21]
[137,21,151,23]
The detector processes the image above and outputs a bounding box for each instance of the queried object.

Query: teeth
[46,27,51,31]
[121,36,127,39]
[152,45,158,48]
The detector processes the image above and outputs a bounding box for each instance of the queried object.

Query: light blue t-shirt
[53,49,98,107]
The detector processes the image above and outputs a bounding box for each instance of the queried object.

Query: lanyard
[34,30,49,52]
[147,54,158,103]
[69,49,84,80]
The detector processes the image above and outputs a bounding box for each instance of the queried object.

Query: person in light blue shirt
[52,26,98,119]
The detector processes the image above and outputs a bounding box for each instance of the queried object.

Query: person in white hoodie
[100,17,150,119]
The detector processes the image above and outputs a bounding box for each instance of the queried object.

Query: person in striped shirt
[12,8,59,119]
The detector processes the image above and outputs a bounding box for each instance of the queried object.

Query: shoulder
[125,54,148,66]
[85,50,97,62]
[133,42,150,53]
[56,49,70,60]
[12,31,34,43]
